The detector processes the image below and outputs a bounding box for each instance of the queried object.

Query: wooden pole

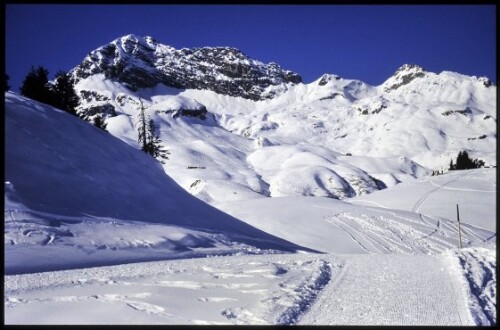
[456,204,462,249]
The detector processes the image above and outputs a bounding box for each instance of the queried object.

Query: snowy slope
[4,92,496,325]
[5,248,495,325]
[4,92,314,274]
[349,168,496,231]
[73,75,432,203]
[68,36,495,203]
[214,196,494,255]
[4,34,496,326]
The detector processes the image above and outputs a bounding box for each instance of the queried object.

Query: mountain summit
[382,64,427,92]
[70,34,302,101]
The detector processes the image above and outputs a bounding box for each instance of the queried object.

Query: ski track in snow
[298,254,475,325]
[5,251,494,325]
[412,170,470,213]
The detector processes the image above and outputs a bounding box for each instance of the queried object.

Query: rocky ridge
[70,34,302,101]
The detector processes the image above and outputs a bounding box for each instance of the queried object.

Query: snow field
[5,249,495,325]
[350,168,496,231]
[4,209,291,275]
[4,61,496,327]
[215,196,494,255]
[4,254,334,325]
[72,63,496,204]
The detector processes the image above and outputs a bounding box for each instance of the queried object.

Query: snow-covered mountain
[4,92,315,274]
[4,32,496,324]
[68,35,496,204]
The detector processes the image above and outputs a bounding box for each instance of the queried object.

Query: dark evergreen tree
[137,99,149,152]
[92,114,107,131]
[5,74,10,91]
[52,71,79,116]
[458,151,470,169]
[137,99,169,163]
[449,159,455,171]
[451,150,484,170]
[144,119,170,163]
[20,65,53,104]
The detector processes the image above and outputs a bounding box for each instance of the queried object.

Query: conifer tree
[137,99,169,163]
[144,119,170,163]
[52,71,79,116]
[20,65,53,104]
[137,99,149,152]
[451,150,484,170]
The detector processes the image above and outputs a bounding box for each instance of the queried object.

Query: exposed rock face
[149,96,208,120]
[478,76,494,87]
[70,34,302,101]
[382,64,427,92]
[85,103,116,117]
[317,74,341,86]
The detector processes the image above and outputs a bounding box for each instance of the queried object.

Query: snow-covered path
[4,253,332,325]
[299,254,473,325]
[6,249,494,325]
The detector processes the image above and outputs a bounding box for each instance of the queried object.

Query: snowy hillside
[4,92,314,274]
[68,35,496,203]
[350,168,496,231]
[214,168,495,254]
[4,34,496,326]
[4,92,496,325]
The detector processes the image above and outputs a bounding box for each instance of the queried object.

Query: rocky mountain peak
[70,35,302,101]
[317,74,342,86]
[394,64,426,75]
[382,64,427,92]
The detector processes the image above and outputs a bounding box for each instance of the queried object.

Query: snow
[148,95,205,112]
[349,168,496,231]
[5,249,495,325]
[298,253,475,325]
[4,50,496,326]
[4,92,313,274]
[70,64,495,204]
[214,193,494,255]
[445,247,496,325]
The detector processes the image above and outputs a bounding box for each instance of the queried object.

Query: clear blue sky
[5,4,496,92]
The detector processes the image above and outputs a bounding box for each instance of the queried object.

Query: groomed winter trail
[6,250,492,325]
[299,253,474,325]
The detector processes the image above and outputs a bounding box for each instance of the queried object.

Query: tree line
[12,65,107,131]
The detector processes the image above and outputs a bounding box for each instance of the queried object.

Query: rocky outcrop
[149,96,208,120]
[382,64,427,92]
[70,34,302,101]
